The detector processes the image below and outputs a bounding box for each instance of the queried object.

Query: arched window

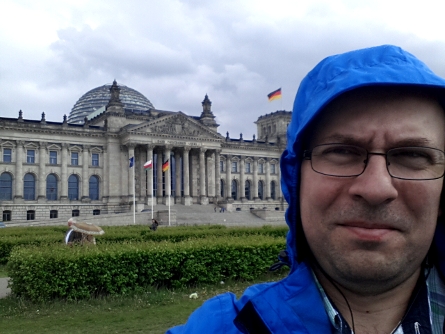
[271,181,276,200]
[258,181,264,200]
[231,179,238,200]
[220,179,225,198]
[0,172,12,200]
[68,175,79,200]
[89,175,99,200]
[24,173,35,200]
[46,174,58,200]
[245,180,251,200]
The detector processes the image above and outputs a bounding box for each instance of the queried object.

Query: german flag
[267,88,282,102]
[162,159,169,172]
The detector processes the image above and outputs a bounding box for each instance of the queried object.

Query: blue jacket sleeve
[166,292,243,334]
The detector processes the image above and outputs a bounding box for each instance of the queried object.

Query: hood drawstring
[269,250,291,271]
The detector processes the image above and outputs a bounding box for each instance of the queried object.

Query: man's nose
[348,154,398,206]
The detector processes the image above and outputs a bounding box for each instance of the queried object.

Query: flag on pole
[162,159,169,172]
[129,157,134,168]
[267,88,282,102]
[144,160,153,169]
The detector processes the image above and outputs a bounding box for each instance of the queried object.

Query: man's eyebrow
[317,135,435,147]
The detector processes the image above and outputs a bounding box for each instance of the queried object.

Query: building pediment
[125,112,222,140]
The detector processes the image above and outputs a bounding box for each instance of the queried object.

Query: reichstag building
[0,81,290,223]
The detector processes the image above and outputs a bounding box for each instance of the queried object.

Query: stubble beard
[309,205,431,296]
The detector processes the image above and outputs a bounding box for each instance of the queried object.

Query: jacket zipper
[414,322,420,334]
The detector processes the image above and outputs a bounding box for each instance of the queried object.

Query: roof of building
[68,82,154,124]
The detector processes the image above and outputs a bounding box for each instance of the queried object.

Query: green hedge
[0,225,288,264]
[7,235,286,302]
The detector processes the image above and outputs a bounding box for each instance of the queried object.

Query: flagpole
[168,163,171,226]
[133,160,135,225]
[151,166,154,220]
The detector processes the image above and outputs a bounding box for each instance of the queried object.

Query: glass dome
[68,83,155,124]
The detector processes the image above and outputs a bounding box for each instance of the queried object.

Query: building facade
[0,81,290,223]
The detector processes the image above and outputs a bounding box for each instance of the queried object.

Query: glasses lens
[387,147,445,180]
[311,144,367,176]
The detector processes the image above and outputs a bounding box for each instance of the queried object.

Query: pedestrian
[150,218,159,231]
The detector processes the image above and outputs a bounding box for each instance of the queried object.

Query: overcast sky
[1,0,445,138]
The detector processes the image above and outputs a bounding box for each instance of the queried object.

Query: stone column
[60,143,68,202]
[81,145,90,201]
[182,147,192,205]
[214,150,221,200]
[163,146,172,205]
[156,149,163,200]
[127,144,135,201]
[265,158,271,200]
[199,148,208,204]
[226,155,232,200]
[174,150,181,203]
[14,141,24,201]
[38,142,47,201]
[277,161,282,200]
[207,151,215,199]
[253,157,259,200]
[120,145,129,199]
[240,156,246,201]
[102,146,108,200]
[146,145,155,206]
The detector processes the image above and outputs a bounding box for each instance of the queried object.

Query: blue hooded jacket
[167,45,445,333]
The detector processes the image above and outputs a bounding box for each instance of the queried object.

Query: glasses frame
[303,143,445,181]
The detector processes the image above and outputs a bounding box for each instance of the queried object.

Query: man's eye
[322,147,361,156]
[391,149,435,165]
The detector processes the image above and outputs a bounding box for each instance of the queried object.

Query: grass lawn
[0,271,288,333]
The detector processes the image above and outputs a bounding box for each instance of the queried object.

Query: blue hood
[281,45,445,273]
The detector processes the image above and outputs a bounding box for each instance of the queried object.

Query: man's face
[300,90,445,295]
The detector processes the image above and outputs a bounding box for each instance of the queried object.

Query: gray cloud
[1,0,445,137]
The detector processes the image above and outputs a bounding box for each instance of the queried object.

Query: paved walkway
[0,277,10,298]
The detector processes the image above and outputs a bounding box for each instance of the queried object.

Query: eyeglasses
[303,143,445,180]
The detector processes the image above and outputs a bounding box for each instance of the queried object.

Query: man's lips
[338,222,399,241]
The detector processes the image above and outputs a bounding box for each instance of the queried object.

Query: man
[65,218,83,245]
[167,45,445,333]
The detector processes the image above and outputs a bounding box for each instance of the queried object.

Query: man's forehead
[304,86,445,146]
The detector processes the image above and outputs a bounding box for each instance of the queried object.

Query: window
[258,163,264,174]
[27,150,35,163]
[50,210,58,219]
[231,180,238,200]
[71,152,78,165]
[72,210,80,217]
[49,151,57,164]
[27,210,35,220]
[245,162,251,173]
[3,210,11,221]
[245,180,251,200]
[0,173,12,200]
[3,148,12,162]
[89,175,99,200]
[271,181,276,200]
[220,160,224,172]
[93,209,100,216]
[24,173,35,200]
[271,163,276,174]
[258,181,264,200]
[46,174,58,200]
[68,175,79,200]
[92,153,99,166]
[231,161,238,173]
